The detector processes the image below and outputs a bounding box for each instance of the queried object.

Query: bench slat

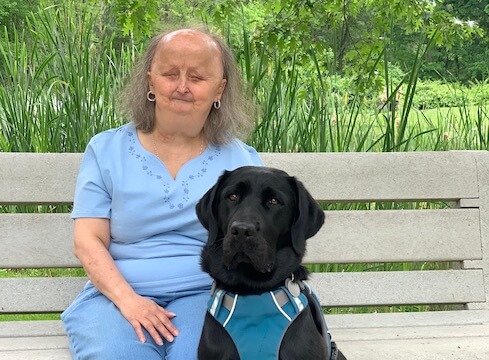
[0,277,87,313]
[0,151,482,204]
[311,269,485,307]
[1,269,483,313]
[0,349,73,360]
[0,349,71,360]
[334,334,489,360]
[0,214,76,268]
[306,208,482,263]
[261,151,480,201]
[333,323,489,341]
[0,320,65,337]
[0,208,481,267]
[325,309,489,328]
[0,336,68,352]
[0,153,81,204]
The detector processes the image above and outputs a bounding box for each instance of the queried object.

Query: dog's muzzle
[223,220,274,273]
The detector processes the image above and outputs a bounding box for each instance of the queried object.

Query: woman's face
[147,30,227,135]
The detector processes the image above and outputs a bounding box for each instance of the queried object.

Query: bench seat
[328,310,489,359]
[2,310,489,359]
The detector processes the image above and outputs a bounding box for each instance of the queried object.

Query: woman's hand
[118,293,179,345]
[73,218,179,345]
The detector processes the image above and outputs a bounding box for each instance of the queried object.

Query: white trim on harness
[223,294,238,327]
[210,289,224,316]
[270,291,292,322]
[293,295,305,312]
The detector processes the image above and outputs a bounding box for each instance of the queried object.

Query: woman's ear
[147,71,154,90]
[217,79,227,98]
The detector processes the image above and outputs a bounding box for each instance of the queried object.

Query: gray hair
[118,26,256,145]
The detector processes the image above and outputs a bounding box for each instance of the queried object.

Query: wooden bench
[1,151,489,359]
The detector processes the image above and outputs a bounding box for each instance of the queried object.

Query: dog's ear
[196,170,231,245]
[289,177,325,255]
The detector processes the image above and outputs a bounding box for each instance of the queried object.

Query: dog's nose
[230,221,257,238]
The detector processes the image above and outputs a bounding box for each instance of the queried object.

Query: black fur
[196,166,330,359]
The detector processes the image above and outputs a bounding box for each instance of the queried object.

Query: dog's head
[196,166,324,293]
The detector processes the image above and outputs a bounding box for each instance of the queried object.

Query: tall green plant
[0,3,132,152]
[376,28,442,152]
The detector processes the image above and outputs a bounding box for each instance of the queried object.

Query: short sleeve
[249,146,264,166]
[71,139,112,219]
[239,140,264,166]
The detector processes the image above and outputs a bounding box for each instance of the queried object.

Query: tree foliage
[422,0,489,81]
[1,0,487,83]
[99,0,214,45]
[0,0,39,31]
[205,0,484,89]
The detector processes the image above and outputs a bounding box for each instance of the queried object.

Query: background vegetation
[0,0,488,154]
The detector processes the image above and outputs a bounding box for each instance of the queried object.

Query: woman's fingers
[144,312,179,344]
[119,295,179,345]
[156,309,179,338]
[129,319,147,344]
[142,316,166,345]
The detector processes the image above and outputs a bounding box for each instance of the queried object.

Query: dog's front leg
[198,312,240,360]
[280,307,329,360]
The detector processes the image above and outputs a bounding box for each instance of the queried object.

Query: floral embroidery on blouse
[127,130,220,209]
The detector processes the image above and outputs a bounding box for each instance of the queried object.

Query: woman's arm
[73,218,179,344]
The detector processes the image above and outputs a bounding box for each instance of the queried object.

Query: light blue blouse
[71,123,263,296]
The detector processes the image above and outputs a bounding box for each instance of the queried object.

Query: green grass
[0,268,85,278]
[0,314,61,321]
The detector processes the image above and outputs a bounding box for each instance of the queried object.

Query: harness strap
[221,289,290,311]
[208,281,344,360]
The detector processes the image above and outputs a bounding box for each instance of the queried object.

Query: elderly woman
[61,27,262,359]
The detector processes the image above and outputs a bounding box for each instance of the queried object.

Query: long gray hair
[118,26,256,145]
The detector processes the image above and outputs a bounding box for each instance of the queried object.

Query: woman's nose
[176,77,189,93]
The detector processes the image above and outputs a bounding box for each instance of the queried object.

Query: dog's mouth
[224,251,274,273]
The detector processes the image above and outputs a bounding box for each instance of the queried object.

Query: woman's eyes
[163,73,178,79]
[162,73,203,81]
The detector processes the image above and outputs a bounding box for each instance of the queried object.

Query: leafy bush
[468,81,489,105]
[412,80,489,109]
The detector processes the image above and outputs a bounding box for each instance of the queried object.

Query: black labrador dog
[196,166,345,360]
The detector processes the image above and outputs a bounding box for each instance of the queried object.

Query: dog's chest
[208,287,308,359]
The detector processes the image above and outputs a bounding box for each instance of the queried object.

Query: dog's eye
[268,197,281,205]
[227,193,238,202]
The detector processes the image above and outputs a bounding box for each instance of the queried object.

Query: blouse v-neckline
[135,127,209,181]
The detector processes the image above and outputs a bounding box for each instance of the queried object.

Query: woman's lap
[162,292,208,359]
[62,286,209,360]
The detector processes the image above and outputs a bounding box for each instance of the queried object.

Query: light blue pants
[61,284,210,359]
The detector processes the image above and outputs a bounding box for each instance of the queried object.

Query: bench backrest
[1,151,488,314]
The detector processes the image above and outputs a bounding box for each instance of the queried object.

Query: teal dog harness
[207,280,333,359]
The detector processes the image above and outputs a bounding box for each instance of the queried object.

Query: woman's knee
[63,291,165,359]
